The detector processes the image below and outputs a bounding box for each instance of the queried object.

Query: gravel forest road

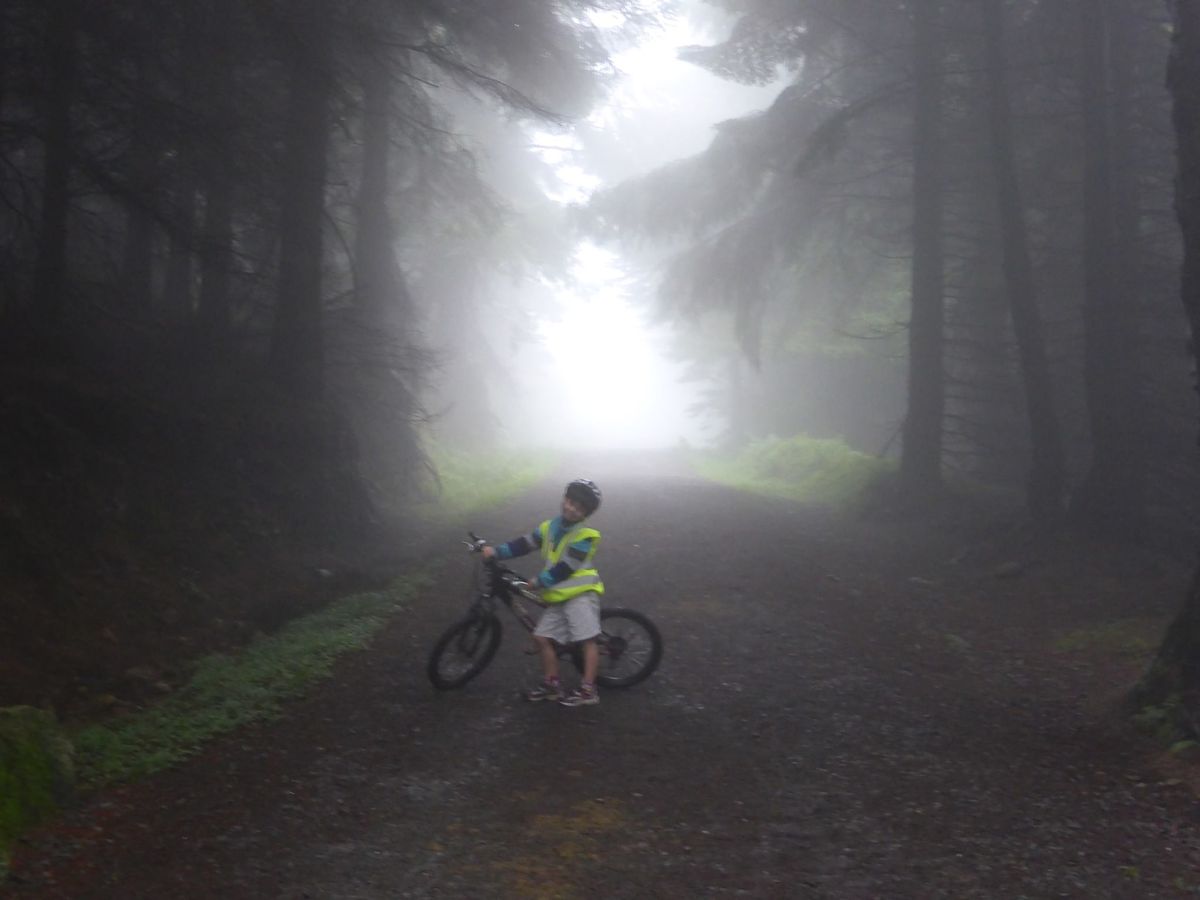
[7,454,1200,898]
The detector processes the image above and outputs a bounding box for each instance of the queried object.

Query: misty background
[9,0,1200,871]
[4,0,1200,720]
[441,5,785,451]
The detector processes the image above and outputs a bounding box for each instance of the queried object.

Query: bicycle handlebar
[465,531,540,597]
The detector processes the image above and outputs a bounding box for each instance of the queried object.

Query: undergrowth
[65,445,547,791]
[70,577,426,790]
[692,434,893,514]
[414,443,557,524]
[1054,619,1161,658]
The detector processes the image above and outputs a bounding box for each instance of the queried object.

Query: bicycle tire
[427,614,503,690]
[571,607,663,689]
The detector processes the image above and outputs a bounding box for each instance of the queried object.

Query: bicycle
[427,532,663,691]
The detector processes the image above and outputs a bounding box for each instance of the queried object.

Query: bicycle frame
[472,555,545,637]
[427,531,662,691]
[465,536,609,663]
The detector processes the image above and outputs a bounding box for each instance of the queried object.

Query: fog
[4,0,1193,535]
[488,8,784,450]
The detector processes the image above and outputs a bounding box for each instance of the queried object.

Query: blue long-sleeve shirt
[495,516,597,587]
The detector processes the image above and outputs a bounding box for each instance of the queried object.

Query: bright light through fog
[534,244,708,449]
[515,6,783,450]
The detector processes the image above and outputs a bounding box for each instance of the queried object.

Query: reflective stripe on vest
[537,519,604,603]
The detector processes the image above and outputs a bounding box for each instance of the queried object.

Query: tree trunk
[980,0,1067,521]
[1137,0,1200,732]
[162,171,197,324]
[341,43,423,501]
[0,9,6,114]
[161,2,206,325]
[270,1,332,396]
[195,0,236,353]
[354,48,412,326]
[899,0,946,501]
[196,167,234,352]
[1071,0,1146,535]
[424,243,497,450]
[120,85,156,318]
[31,0,79,327]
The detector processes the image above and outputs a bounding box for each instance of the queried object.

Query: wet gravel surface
[7,455,1200,898]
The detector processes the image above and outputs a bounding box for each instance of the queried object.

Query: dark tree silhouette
[899,1,947,502]
[1136,0,1200,734]
[270,1,333,397]
[981,0,1066,521]
[30,0,79,327]
[1072,0,1146,535]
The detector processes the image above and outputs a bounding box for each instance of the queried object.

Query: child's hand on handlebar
[481,545,496,559]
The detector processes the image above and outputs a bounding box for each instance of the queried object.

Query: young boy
[482,478,604,707]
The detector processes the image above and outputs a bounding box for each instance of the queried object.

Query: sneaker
[559,687,599,707]
[524,680,563,702]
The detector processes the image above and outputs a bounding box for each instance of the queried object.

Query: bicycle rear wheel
[427,614,502,689]
[573,608,663,688]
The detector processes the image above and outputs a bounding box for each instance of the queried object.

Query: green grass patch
[0,708,74,879]
[1133,693,1186,743]
[692,435,893,514]
[70,576,425,791]
[1053,618,1162,659]
[54,444,552,796]
[4,444,555,870]
[413,443,557,524]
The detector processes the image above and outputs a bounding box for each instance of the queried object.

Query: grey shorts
[533,591,601,644]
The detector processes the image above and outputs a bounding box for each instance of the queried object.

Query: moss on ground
[692,435,893,514]
[1,449,549,880]
[1054,619,1161,658]
[1,578,423,881]
[71,578,425,790]
[0,707,75,878]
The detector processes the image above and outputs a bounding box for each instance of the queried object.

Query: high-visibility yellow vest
[537,519,604,603]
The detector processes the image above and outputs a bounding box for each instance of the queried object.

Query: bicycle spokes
[599,632,627,660]
[456,620,489,654]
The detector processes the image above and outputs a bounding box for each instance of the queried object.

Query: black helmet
[564,478,602,515]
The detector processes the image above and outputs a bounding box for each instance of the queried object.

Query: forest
[3,0,1200,891]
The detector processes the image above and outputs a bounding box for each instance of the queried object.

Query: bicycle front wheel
[583,608,663,689]
[427,614,502,690]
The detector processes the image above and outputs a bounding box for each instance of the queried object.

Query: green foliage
[70,578,424,790]
[0,708,74,877]
[1132,694,1185,743]
[942,633,972,657]
[414,443,557,525]
[1054,620,1159,658]
[692,434,893,513]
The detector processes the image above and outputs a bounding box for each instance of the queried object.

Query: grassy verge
[1,708,74,879]
[70,577,426,790]
[412,444,557,525]
[1053,618,1162,659]
[692,435,894,514]
[67,445,555,790]
[60,446,553,790]
[1,441,555,876]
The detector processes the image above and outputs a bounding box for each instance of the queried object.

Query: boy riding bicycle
[482,478,604,707]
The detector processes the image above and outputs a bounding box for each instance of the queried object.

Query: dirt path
[7,457,1200,898]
